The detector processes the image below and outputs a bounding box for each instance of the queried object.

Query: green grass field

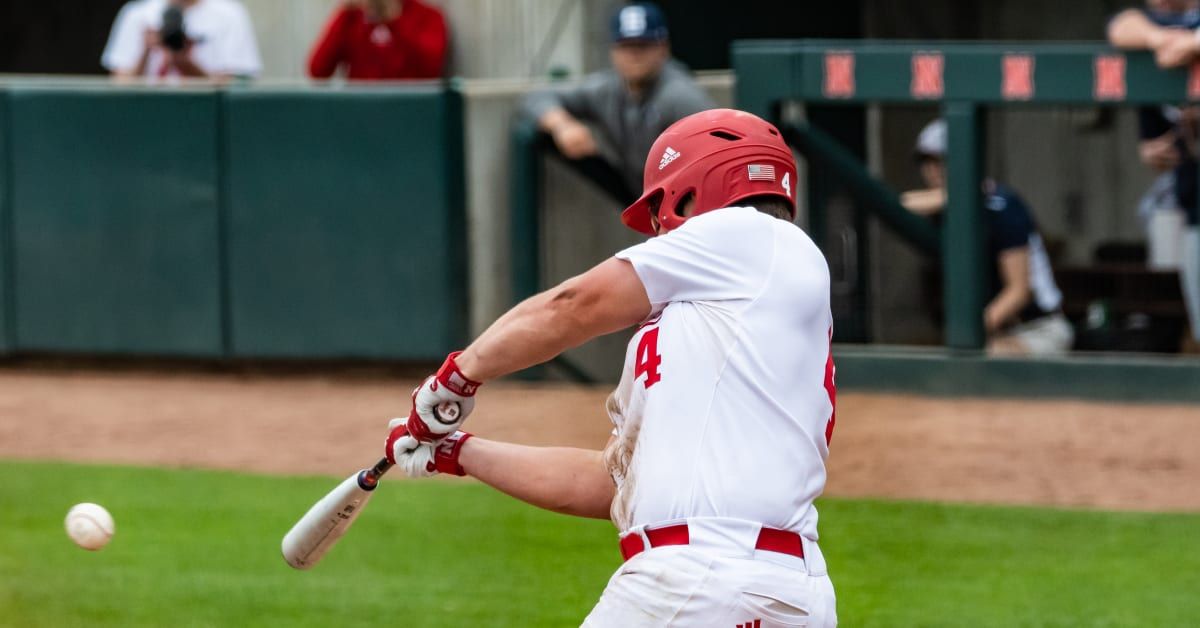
[1,462,1197,627]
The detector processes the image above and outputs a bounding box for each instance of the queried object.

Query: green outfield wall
[0,93,11,353]
[0,82,466,359]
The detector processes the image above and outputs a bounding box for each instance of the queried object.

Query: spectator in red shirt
[307,0,447,80]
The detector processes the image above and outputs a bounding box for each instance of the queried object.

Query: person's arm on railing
[521,77,606,160]
[1108,9,1169,50]
[1108,8,1200,68]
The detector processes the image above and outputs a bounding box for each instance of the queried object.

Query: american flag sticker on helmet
[747,164,776,181]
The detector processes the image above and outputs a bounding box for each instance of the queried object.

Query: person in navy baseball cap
[521,1,713,205]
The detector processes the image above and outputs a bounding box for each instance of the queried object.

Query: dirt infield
[1,367,1197,512]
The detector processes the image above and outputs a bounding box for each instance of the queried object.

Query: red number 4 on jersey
[634,327,662,388]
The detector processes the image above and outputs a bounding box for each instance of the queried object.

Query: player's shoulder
[1140,7,1200,29]
[983,179,1026,212]
[676,206,771,235]
[405,0,446,18]
[583,68,622,92]
[657,61,713,104]
[676,207,816,254]
[203,0,254,19]
[117,0,162,22]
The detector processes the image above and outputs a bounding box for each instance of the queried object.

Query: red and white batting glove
[406,351,481,443]
[384,417,472,477]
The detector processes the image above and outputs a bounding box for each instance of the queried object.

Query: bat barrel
[281,458,392,570]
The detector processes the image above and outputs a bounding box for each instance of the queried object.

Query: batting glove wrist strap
[435,351,482,397]
[430,431,472,476]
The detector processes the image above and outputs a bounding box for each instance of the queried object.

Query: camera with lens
[160,5,188,52]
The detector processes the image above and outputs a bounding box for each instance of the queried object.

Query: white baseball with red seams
[587,207,838,627]
[65,503,115,551]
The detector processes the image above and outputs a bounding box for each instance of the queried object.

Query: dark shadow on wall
[0,0,127,74]
[659,0,863,71]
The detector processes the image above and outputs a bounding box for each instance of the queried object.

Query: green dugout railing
[0,81,466,359]
[734,40,1200,350]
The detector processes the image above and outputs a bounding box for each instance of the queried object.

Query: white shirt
[604,207,836,542]
[101,0,262,80]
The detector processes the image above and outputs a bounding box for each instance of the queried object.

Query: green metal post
[0,90,10,354]
[443,84,469,347]
[509,119,541,304]
[942,103,986,350]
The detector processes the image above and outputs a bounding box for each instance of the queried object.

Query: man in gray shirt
[521,2,715,204]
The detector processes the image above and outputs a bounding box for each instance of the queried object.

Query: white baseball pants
[581,544,836,627]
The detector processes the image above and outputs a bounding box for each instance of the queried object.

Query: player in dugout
[385,109,838,626]
[520,2,714,205]
[901,119,1074,356]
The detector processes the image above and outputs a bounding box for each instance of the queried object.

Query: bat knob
[356,469,381,491]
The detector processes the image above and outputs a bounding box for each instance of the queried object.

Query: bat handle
[356,457,393,491]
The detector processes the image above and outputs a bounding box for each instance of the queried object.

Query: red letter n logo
[824,51,855,98]
[911,52,944,99]
[1002,54,1034,100]
[1094,55,1126,101]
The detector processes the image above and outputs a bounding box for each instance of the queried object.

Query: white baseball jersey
[604,206,835,542]
[102,0,262,80]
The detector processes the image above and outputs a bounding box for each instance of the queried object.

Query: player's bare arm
[1108,9,1170,50]
[539,107,598,158]
[984,246,1032,332]
[382,416,615,519]
[392,257,649,446]
[1108,9,1200,68]
[459,437,615,520]
[455,257,651,382]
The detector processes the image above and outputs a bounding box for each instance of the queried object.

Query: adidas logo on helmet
[658,147,680,170]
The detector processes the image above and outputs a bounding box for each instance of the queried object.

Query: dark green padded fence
[0,83,466,360]
[9,88,223,355]
[223,88,465,359]
[0,93,10,353]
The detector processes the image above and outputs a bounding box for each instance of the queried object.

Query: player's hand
[1140,133,1181,171]
[1154,30,1200,68]
[385,417,472,477]
[552,120,598,159]
[406,351,480,443]
[899,188,947,216]
[142,28,163,51]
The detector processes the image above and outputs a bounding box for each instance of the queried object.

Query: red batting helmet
[621,108,797,236]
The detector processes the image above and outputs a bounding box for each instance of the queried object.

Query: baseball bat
[280,402,460,570]
[281,456,392,570]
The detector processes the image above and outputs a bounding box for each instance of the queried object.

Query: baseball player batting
[387,108,838,627]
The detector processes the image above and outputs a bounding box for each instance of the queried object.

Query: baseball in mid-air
[64,503,115,551]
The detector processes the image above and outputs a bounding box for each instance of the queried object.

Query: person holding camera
[307,0,448,80]
[102,0,262,82]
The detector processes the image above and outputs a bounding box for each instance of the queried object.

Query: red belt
[619,523,805,562]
